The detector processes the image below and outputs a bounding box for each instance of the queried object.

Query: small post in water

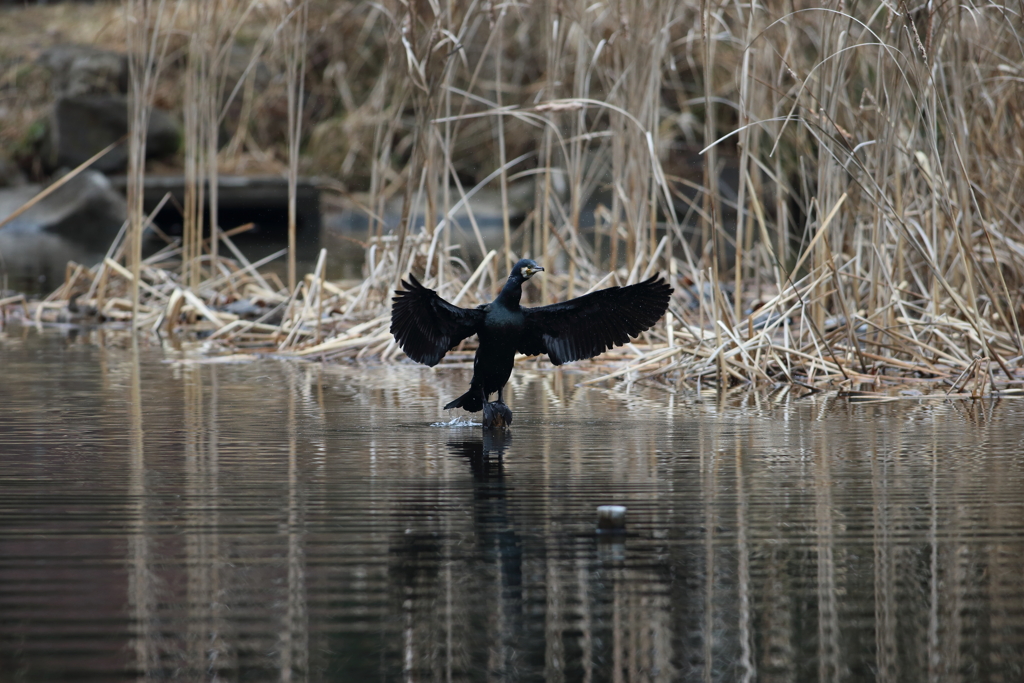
[596,505,627,534]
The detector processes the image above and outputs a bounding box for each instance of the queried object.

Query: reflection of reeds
[7,332,1016,679]
[6,0,1023,393]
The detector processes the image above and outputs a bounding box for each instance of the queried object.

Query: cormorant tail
[444,388,484,413]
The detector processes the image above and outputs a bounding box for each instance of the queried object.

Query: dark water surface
[1,328,1023,682]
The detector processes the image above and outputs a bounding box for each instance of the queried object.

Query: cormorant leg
[481,385,493,427]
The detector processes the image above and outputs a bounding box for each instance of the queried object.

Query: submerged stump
[482,401,513,430]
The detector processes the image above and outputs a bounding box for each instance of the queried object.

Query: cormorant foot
[482,400,513,430]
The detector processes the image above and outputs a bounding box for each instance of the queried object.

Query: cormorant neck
[495,277,524,308]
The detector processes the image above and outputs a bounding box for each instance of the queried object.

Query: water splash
[431,415,481,428]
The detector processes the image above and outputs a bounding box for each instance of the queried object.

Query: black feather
[389,274,486,366]
[517,276,672,364]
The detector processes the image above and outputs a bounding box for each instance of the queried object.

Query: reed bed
[4,0,1023,397]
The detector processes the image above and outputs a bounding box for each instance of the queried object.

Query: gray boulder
[38,44,127,98]
[40,95,180,173]
[0,169,126,245]
[0,156,25,188]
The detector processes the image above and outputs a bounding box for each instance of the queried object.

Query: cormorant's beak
[528,266,545,276]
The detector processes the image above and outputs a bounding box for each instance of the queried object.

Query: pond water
[1,327,1023,682]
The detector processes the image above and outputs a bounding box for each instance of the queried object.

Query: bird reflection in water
[449,428,512,481]
[447,431,522,598]
[448,431,524,675]
[386,431,526,680]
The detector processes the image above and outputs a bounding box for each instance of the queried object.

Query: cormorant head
[511,258,544,282]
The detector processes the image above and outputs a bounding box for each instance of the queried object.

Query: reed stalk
[125,0,176,321]
[283,0,308,292]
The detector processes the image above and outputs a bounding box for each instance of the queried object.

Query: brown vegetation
[3,0,1024,396]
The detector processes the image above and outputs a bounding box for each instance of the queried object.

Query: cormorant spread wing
[517,275,672,365]
[390,274,487,366]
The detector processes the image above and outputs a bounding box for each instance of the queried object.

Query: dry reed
[4,0,1023,398]
[125,0,178,319]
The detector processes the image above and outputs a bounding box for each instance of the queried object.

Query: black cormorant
[390,258,672,427]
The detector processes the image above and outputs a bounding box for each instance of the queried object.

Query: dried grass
[3,0,1024,398]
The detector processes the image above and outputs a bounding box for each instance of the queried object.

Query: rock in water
[0,170,126,289]
[0,170,125,244]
